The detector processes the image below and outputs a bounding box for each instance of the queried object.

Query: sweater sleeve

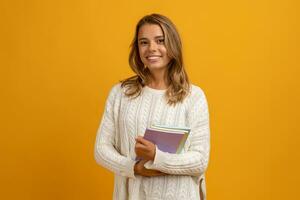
[144,87,210,177]
[94,84,136,179]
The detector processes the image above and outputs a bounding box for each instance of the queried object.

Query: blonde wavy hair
[121,13,190,105]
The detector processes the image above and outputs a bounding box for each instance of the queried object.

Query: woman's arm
[144,87,210,177]
[94,85,136,178]
[134,159,166,177]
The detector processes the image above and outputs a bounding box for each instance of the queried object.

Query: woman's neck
[148,81,167,90]
[147,69,169,90]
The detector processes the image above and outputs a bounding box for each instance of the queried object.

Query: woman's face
[137,24,171,72]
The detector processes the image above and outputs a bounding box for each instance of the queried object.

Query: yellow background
[1,0,299,199]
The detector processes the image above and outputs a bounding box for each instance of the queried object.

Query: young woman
[94,13,210,200]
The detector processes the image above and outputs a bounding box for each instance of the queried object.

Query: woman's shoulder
[110,82,122,92]
[189,83,207,98]
[106,82,125,99]
[185,83,209,109]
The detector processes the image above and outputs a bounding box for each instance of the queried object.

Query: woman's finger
[135,143,147,150]
[138,159,148,165]
[136,137,151,146]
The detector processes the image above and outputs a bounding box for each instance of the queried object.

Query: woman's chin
[147,63,167,71]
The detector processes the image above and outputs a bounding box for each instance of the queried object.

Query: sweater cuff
[144,146,168,169]
[153,146,168,165]
[120,158,136,179]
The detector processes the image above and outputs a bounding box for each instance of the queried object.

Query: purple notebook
[143,128,185,153]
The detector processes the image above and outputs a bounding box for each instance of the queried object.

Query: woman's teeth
[147,56,160,60]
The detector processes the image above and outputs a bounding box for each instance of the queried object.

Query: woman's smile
[146,55,162,62]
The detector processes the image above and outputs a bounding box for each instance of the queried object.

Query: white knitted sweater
[94,83,210,200]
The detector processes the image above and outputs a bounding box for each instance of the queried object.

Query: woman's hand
[134,159,165,177]
[135,136,156,161]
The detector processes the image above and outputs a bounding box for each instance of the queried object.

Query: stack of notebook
[143,124,191,154]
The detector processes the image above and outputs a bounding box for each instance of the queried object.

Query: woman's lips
[146,56,161,62]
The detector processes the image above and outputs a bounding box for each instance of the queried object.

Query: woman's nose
[148,41,158,51]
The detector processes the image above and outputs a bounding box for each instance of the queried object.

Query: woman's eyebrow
[138,35,164,41]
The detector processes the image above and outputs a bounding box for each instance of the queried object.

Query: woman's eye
[140,41,148,45]
[157,39,165,44]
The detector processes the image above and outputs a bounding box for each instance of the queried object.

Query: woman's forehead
[138,24,164,39]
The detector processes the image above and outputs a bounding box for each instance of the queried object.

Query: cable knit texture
[94,83,210,200]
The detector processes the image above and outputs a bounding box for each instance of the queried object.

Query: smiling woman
[94,13,211,200]
[137,24,171,73]
[123,13,190,105]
